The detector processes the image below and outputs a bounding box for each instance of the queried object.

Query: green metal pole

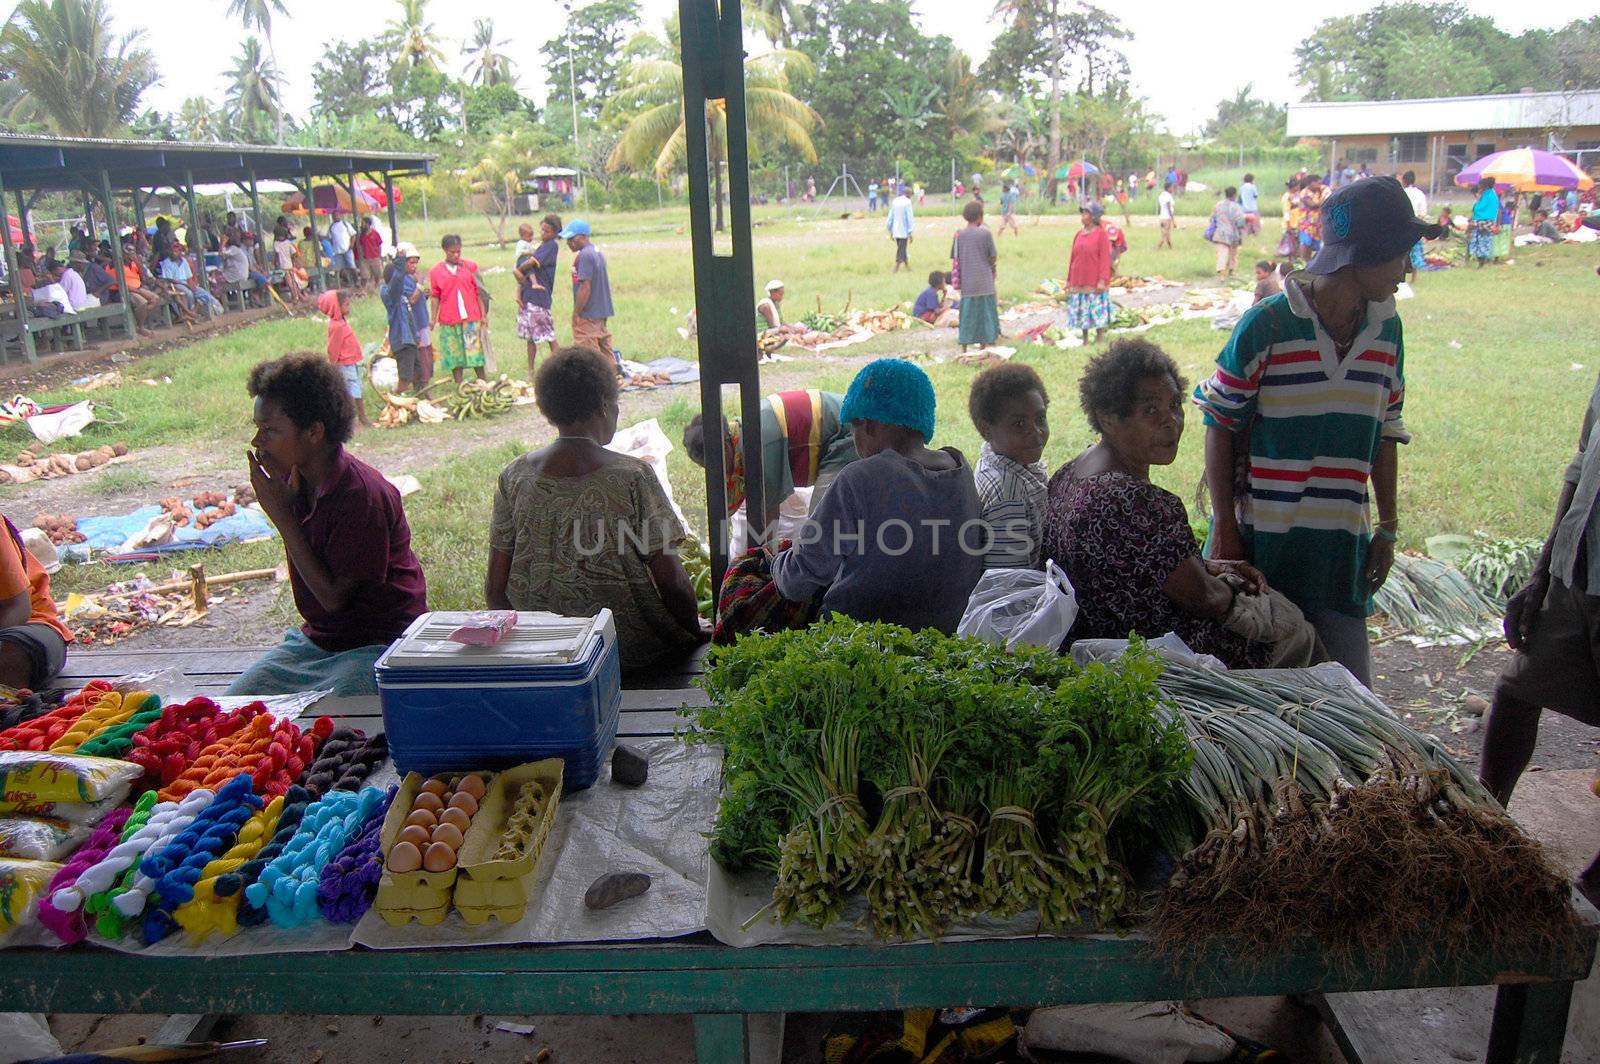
[248,169,264,270]
[183,168,204,313]
[15,190,31,251]
[99,170,136,341]
[346,161,359,287]
[0,173,36,363]
[304,173,327,293]
[384,172,399,248]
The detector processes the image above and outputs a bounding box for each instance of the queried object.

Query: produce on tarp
[688,620,1191,939]
[1148,663,1584,969]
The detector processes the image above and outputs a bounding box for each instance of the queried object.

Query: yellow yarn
[50,691,153,753]
[171,795,284,940]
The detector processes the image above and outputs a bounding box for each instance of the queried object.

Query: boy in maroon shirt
[228,355,427,695]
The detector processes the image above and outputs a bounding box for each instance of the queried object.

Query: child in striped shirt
[970,363,1050,570]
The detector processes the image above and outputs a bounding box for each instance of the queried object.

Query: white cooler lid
[381,610,613,668]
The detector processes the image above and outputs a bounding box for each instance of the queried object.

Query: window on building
[1447,143,1468,168]
[1475,143,1497,159]
[1576,140,1600,151]
[1354,148,1379,164]
[1394,134,1429,162]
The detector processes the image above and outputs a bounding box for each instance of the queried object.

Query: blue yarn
[140,774,262,944]
[840,358,937,443]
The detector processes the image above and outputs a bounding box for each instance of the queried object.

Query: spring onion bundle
[1149,664,1582,969]
[690,619,1191,939]
[1373,553,1502,637]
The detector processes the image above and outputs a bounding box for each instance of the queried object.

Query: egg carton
[453,759,564,925]
[372,769,493,925]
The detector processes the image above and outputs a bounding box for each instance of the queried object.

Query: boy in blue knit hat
[771,359,985,634]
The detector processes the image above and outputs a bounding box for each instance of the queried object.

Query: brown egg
[439,806,472,833]
[398,824,431,849]
[456,774,488,801]
[387,840,422,873]
[420,778,449,799]
[412,791,445,815]
[447,791,479,817]
[404,808,437,830]
[422,841,457,872]
[430,822,464,850]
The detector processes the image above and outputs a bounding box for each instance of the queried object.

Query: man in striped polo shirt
[1194,177,1441,685]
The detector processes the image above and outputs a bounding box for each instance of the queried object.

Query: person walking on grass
[561,219,618,370]
[321,288,373,430]
[513,213,562,382]
[1479,366,1600,909]
[1239,173,1260,236]
[998,180,1021,236]
[1157,180,1176,249]
[952,200,999,352]
[1066,203,1113,346]
[429,234,486,386]
[887,185,915,272]
[1209,186,1248,281]
[1194,176,1439,686]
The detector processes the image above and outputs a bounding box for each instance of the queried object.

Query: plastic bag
[0,816,91,861]
[26,401,95,445]
[0,750,144,803]
[1070,632,1228,672]
[370,356,399,393]
[0,780,130,823]
[0,858,60,934]
[606,418,694,533]
[956,561,1078,651]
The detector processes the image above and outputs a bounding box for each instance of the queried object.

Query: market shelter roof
[0,133,433,195]
[1286,89,1600,138]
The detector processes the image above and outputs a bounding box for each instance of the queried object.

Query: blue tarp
[63,505,277,562]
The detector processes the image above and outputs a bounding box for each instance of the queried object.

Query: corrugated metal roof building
[1285,90,1600,193]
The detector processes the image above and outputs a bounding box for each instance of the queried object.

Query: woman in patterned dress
[1066,203,1113,345]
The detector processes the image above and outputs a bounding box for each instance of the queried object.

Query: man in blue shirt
[886,186,915,272]
[561,219,617,369]
[1239,172,1260,235]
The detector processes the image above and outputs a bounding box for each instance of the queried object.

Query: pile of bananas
[440,379,518,420]
[679,539,714,619]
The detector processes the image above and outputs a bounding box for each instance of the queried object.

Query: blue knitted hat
[840,358,936,443]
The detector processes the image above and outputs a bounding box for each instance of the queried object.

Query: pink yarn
[38,807,134,944]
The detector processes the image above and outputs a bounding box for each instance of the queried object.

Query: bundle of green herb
[688,618,1190,939]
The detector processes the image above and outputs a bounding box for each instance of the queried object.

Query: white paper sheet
[351,739,720,949]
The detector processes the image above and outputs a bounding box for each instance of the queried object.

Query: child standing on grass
[320,289,372,429]
[970,362,1050,570]
[952,200,999,352]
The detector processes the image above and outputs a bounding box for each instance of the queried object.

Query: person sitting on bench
[0,513,71,691]
[220,234,270,308]
[228,355,427,696]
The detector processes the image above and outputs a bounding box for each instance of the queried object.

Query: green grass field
[17,206,1596,613]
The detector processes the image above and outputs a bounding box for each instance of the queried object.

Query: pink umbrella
[355,178,402,207]
[6,215,24,245]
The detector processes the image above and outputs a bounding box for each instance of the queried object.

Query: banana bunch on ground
[679,539,714,619]
[440,379,518,420]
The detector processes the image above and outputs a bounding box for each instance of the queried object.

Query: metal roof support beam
[248,170,265,272]
[680,0,762,585]
[301,172,327,293]
[99,168,136,342]
[384,172,399,249]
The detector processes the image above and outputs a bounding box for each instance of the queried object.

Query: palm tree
[606,20,819,231]
[464,18,515,87]
[223,0,287,142]
[0,0,158,138]
[386,0,446,77]
[992,0,1065,191]
[177,95,222,141]
[935,52,1001,144]
[748,0,807,46]
[225,35,282,141]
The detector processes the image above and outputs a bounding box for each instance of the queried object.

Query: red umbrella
[355,178,402,207]
[6,215,24,245]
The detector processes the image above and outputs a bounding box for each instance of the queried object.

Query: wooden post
[385,172,399,248]
[188,564,209,616]
[248,169,264,270]
[15,190,31,250]
[100,169,136,341]
[1428,136,1439,199]
[0,171,37,363]
[303,173,327,293]
[183,168,204,314]
[346,161,359,287]
[133,189,148,251]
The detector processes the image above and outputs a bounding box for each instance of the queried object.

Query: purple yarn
[316,786,396,924]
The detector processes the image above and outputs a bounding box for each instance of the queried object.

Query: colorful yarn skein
[232,785,311,929]
[0,681,112,751]
[246,787,387,929]
[89,788,215,936]
[74,697,166,758]
[159,713,332,803]
[316,786,396,923]
[65,789,203,939]
[141,774,263,944]
[126,698,262,792]
[301,729,390,798]
[49,690,152,753]
[35,805,135,943]
[0,687,64,732]
[170,793,284,941]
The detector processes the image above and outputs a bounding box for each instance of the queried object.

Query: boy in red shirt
[0,515,71,690]
[320,289,372,428]
[356,217,384,289]
[428,234,486,385]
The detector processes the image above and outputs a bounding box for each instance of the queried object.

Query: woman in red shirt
[1066,203,1113,345]
[0,515,71,689]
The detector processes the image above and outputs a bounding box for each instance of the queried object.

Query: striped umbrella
[1455,147,1594,192]
[1054,160,1099,180]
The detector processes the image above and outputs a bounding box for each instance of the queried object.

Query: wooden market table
[1,648,1594,1064]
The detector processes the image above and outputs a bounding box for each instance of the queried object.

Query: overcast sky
[119,0,1570,136]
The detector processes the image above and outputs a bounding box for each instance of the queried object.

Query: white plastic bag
[606,417,693,533]
[729,486,812,549]
[26,400,94,444]
[370,356,399,393]
[957,560,1077,651]
[1069,632,1228,672]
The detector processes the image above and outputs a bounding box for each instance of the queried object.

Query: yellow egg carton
[453,759,564,925]
[372,769,493,927]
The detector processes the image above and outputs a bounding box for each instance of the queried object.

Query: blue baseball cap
[557,219,591,239]
[1306,176,1442,275]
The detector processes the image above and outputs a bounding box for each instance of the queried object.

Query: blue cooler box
[374,610,621,789]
